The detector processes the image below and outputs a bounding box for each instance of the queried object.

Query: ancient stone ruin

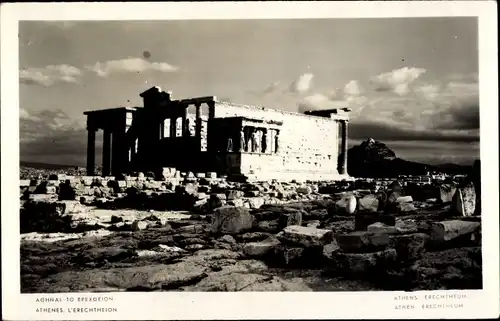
[84,86,351,182]
[19,86,482,293]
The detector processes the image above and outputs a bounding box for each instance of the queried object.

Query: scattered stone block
[176,224,206,234]
[160,167,177,180]
[278,211,303,229]
[79,196,95,205]
[29,194,57,202]
[451,182,476,217]
[247,197,265,209]
[274,244,306,265]
[195,173,206,179]
[276,225,333,248]
[131,220,149,231]
[335,231,391,253]
[330,195,357,215]
[306,220,321,228]
[358,194,379,213]
[207,194,225,211]
[218,235,236,244]
[245,190,261,197]
[256,220,281,233]
[211,206,254,235]
[243,236,280,257]
[355,212,395,231]
[46,180,59,187]
[389,233,427,262]
[322,241,341,260]
[396,196,413,203]
[367,222,398,234]
[238,232,272,242]
[430,220,481,244]
[206,172,217,179]
[176,183,198,197]
[226,190,244,200]
[396,202,417,214]
[440,184,457,203]
[58,200,87,214]
[228,199,244,207]
[20,180,30,187]
[332,249,397,275]
[296,186,312,194]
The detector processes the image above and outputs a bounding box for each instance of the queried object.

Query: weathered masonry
[84,86,351,181]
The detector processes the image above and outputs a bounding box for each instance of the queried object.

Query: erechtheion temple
[84,86,351,181]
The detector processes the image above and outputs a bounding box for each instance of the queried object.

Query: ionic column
[195,103,202,139]
[86,127,97,176]
[170,117,177,137]
[181,105,189,137]
[207,101,216,153]
[339,120,348,175]
[102,129,111,176]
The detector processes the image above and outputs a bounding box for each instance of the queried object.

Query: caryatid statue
[240,129,246,152]
[262,130,268,153]
[254,129,262,152]
[251,130,258,152]
[274,130,280,153]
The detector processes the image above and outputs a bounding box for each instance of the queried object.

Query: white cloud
[85,57,179,77]
[262,81,282,95]
[327,88,341,100]
[20,64,82,86]
[289,73,314,94]
[371,67,427,96]
[344,80,363,97]
[297,93,348,113]
[415,84,441,101]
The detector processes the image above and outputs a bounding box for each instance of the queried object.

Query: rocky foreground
[20,170,482,293]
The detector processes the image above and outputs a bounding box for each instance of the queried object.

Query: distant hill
[343,138,473,178]
[20,161,81,170]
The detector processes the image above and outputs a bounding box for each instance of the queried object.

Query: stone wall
[213,102,342,180]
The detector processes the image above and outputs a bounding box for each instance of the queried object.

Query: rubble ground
[20,171,482,292]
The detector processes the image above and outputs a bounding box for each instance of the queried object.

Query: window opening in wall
[163,119,171,138]
[175,118,182,137]
[185,118,192,137]
[126,112,133,127]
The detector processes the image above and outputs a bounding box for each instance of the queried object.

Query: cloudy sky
[19,18,479,166]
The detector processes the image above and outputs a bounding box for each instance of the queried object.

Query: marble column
[207,102,216,153]
[195,103,202,139]
[339,120,348,175]
[181,105,189,137]
[86,127,97,176]
[169,117,177,138]
[102,129,111,176]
